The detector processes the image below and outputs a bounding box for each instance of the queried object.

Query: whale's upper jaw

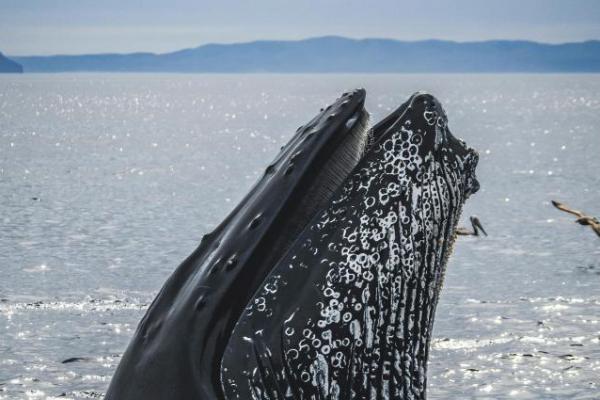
[105,89,370,400]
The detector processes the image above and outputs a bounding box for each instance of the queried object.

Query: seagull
[456,216,488,237]
[552,200,600,238]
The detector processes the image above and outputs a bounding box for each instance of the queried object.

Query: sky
[1,0,600,56]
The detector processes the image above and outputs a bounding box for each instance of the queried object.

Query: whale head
[106,90,479,400]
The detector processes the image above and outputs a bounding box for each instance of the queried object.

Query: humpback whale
[105,91,480,400]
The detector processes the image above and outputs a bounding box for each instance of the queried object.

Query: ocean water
[0,74,599,399]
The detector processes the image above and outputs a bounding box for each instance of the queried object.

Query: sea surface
[1,74,599,399]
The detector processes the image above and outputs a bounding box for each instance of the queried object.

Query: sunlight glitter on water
[1,73,599,399]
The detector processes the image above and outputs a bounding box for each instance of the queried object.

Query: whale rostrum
[105,90,480,400]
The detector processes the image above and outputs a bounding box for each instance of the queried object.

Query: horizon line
[10,35,600,58]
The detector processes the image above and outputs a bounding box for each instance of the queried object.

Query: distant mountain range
[8,36,600,73]
[0,52,23,73]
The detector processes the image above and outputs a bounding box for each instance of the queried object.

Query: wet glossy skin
[105,89,369,400]
[106,91,479,400]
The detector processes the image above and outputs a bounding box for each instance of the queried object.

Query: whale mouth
[281,91,479,242]
[247,89,482,282]
[105,89,479,400]
[256,90,371,269]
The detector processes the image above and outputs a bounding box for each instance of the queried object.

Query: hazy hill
[12,36,600,73]
[0,52,23,73]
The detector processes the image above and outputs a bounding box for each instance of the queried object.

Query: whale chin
[105,89,479,400]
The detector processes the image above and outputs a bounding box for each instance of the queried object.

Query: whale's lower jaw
[220,93,476,399]
[221,198,464,399]
[105,91,479,400]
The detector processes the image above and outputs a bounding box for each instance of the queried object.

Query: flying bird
[552,200,600,238]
